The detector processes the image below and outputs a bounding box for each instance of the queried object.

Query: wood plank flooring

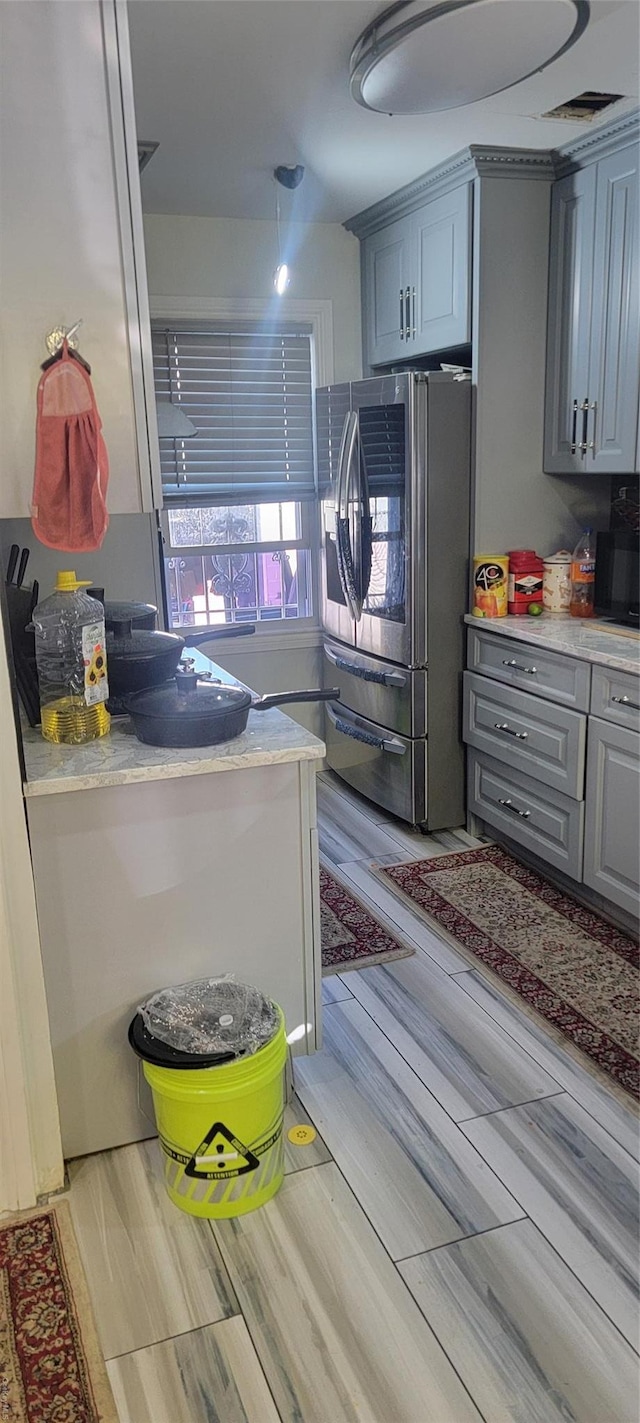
[68,770,639,1421]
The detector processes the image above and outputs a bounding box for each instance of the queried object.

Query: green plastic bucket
[139,1007,287,1219]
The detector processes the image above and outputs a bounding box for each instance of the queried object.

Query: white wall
[143,213,362,384]
[0,514,160,608]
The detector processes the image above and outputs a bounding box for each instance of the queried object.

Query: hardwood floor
[68,770,639,1422]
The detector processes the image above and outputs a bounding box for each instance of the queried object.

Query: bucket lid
[133,977,279,1063]
[128,1013,236,1069]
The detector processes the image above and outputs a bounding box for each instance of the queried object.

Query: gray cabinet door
[413,183,472,353]
[586,145,640,474]
[363,215,414,367]
[544,166,596,474]
[583,717,640,918]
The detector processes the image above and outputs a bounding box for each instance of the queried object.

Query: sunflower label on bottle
[82,621,109,704]
[472,555,509,618]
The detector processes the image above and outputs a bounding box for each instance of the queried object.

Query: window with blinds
[151,323,315,506]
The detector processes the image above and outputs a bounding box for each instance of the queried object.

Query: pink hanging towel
[31,340,109,551]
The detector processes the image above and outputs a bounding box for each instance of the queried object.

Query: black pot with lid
[125,668,338,748]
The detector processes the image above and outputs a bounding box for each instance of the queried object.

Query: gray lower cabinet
[468,751,584,880]
[464,628,640,918]
[463,671,586,798]
[583,717,640,918]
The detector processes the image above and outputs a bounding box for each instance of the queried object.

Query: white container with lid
[543,551,572,613]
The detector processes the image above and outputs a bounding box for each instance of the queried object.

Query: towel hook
[45,319,83,357]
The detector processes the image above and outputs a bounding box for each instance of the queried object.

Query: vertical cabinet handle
[399,290,404,341]
[580,396,589,455]
[405,287,411,340]
[412,286,416,339]
[588,399,597,453]
[570,398,578,454]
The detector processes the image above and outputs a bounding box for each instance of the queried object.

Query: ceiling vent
[541,91,624,121]
[138,141,159,173]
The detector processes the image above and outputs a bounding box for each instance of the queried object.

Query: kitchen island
[22,651,325,1159]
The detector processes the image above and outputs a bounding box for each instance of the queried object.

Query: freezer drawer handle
[494,722,528,740]
[327,704,406,755]
[498,798,531,819]
[325,646,407,688]
[502,659,537,675]
[612,694,640,711]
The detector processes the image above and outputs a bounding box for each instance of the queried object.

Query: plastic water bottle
[32,572,110,743]
[569,529,597,619]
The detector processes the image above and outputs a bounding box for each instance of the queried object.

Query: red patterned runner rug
[378,844,639,1100]
[320,862,415,974]
[0,1202,117,1422]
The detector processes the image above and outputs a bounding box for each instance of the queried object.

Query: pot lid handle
[175,669,199,693]
[109,617,134,639]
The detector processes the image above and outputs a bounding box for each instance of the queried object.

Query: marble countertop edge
[463,614,640,676]
[23,737,325,798]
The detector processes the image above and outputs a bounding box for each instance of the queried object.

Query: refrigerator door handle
[325,644,407,688]
[335,410,358,620]
[355,415,373,610]
[326,701,406,755]
[337,410,361,621]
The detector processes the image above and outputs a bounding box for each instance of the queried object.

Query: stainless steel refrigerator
[317,371,471,828]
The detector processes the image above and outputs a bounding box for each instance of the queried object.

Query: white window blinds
[151,323,315,505]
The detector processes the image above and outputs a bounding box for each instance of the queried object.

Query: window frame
[149,296,334,638]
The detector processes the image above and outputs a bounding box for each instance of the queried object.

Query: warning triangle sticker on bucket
[184,1121,260,1181]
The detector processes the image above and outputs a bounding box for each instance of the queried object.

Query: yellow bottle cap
[55,571,92,592]
[287,1124,317,1146]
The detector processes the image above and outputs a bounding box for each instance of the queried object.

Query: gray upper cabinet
[363,215,414,367]
[544,129,639,476]
[583,716,640,918]
[544,166,596,474]
[361,182,472,368]
[587,147,640,473]
[413,183,472,353]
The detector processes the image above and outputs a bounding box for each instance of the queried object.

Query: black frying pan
[105,618,256,698]
[125,669,338,748]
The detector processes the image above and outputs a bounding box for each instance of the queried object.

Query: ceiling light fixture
[350,0,590,115]
[273,165,304,294]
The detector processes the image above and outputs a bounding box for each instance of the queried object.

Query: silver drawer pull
[494,722,528,740]
[502,659,537,675]
[612,695,640,711]
[498,798,531,819]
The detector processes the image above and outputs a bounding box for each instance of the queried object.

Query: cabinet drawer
[469,751,584,881]
[583,717,640,919]
[590,667,640,731]
[467,628,591,710]
[463,672,586,798]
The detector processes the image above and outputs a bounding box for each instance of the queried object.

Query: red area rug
[379,844,639,1100]
[0,1202,117,1422]
[320,863,415,974]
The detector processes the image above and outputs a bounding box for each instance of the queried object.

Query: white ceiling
[128,0,639,224]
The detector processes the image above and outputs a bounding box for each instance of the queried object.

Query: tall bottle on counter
[569,529,596,619]
[32,572,110,743]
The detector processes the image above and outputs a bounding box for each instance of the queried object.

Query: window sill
[175,625,324,655]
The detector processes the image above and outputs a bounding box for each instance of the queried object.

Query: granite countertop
[464,614,640,676]
[22,649,325,798]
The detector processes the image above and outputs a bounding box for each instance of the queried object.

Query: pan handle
[254,688,340,710]
[182,624,256,646]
